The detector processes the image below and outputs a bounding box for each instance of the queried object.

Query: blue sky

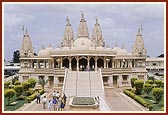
[3,3,165,61]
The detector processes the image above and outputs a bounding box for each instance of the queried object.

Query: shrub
[28,78,37,88]
[123,89,136,99]
[22,82,30,94]
[14,81,21,85]
[154,80,162,87]
[14,85,24,99]
[4,89,16,105]
[148,105,154,111]
[143,84,152,97]
[145,80,154,85]
[134,80,144,95]
[26,89,44,103]
[152,88,164,104]
[12,75,19,85]
[159,107,164,111]
[26,88,34,96]
[4,81,11,89]
[130,77,137,88]
[133,95,150,107]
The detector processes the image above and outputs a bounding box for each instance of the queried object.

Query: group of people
[41,91,67,111]
[80,65,95,71]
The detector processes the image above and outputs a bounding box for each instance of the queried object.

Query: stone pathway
[16,87,147,112]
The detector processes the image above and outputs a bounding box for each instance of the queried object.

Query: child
[48,100,52,111]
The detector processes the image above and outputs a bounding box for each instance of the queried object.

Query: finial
[22,25,24,36]
[140,25,143,34]
[138,27,140,34]
[81,11,84,19]
[42,45,44,49]
[26,28,28,35]
[95,16,98,24]
[66,16,70,24]
[48,44,51,47]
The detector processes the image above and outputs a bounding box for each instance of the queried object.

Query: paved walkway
[16,87,147,112]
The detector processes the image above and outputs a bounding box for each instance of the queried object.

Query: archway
[108,59,112,68]
[62,58,69,68]
[79,58,87,71]
[89,57,95,71]
[97,58,104,68]
[54,59,58,68]
[71,58,77,71]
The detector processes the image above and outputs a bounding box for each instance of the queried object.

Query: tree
[130,77,137,88]
[12,75,19,85]
[154,80,162,87]
[14,81,21,85]
[143,84,152,97]
[134,80,144,95]
[38,78,49,90]
[13,50,20,63]
[4,81,11,89]
[14,85,23,99]
[22,82,30,95]
[28,78,37,88]
[4,89,15,105]
[145,80,154,85]
[152,88,164,103]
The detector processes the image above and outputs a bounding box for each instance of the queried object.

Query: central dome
[73,38,93,50]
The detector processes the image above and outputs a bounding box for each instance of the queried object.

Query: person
[42,96,47,109]
[60,98,65,111]
[62,94,67,105]
[92,65,95,71]
[80,65,82,71]
[55,91,60,100]
[48,100,52,111]
[52,97,58,111]
[52,91,56,98]
[57,97,62,111]
[36,91,41,104]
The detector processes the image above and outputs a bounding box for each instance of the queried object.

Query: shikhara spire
[20,27,34,58]
[92,16,105,47]
[77,11,89,38]
[61,16,74,47]
[132,25,147,57]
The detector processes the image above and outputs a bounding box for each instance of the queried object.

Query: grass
[72,97,95,105]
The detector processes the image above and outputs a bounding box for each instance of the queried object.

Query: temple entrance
[62,58,69,68]
[113,76,118,87]
[79,58,87,71]
[97,58,104,68]
[71,58,77,71]
[89,57,95,71]
[54,59,58,68]
[48,76,54,88]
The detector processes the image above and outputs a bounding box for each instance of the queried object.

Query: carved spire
[92,16,105,47]
[132,26,146,57]
[20,27,34,58]
[77,11,89,38]
[61,16,74,47]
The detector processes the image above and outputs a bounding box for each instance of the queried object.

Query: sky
[3,3,165,61]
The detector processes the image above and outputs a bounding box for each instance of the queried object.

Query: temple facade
[19,12,148,88]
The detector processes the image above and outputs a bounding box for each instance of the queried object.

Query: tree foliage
[14,81,21,85]
[38,78,49,90]
[14,85,23,99]
[13,50,20,63]
[152,88,164,103]
[134,80,144,95]
[4,89,15,105]
[4,81,11,89]
[22,82,30,94]
[28,78,37,88]
[143,84,152,97]
[130,77,137,88]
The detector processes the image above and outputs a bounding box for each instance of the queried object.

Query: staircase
[63,70,104,97]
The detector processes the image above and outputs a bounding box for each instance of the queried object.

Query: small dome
[62,47,70,50]
[105,47,112,51]
[74,38,93,50]
[96,46,104,50]
[89,47,96,50]
[117,49,128,55]
[38,49,50,57]
[46,46,54,51]
[112,47,121,52]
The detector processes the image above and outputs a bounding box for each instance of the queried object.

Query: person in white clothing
[42,96,47,109]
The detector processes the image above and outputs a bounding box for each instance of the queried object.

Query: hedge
[26,89,44,103]
[123,89,150,107]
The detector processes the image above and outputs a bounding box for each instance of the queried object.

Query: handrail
[88,70,91,96]
[99,68,105,94]
[62,68,68,96]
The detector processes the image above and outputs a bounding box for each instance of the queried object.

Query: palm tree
[38,78,49,90]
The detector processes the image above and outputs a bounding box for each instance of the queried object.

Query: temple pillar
[69,57,72,70]
[77,57,79,71]
[95,57,97,70]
